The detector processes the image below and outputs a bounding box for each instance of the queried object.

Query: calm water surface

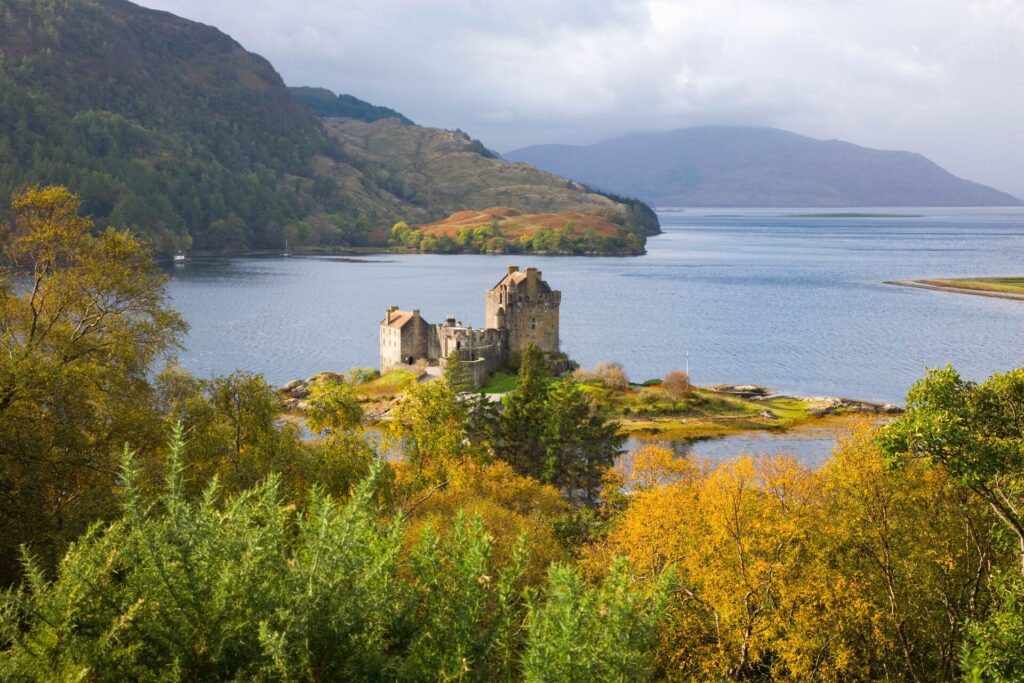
[169,207,1024,408]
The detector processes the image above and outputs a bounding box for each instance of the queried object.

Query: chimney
[412,309,420,319]
[387,305,398,323]
[507,265,519,274]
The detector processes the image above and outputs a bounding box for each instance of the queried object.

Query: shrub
[663,370,691,400]
[594,361,629,391]
[0,429,665,680]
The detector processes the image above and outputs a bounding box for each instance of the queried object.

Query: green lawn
[480,371,518,394]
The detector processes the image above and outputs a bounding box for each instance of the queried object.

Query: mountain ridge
[505,126,1021,207]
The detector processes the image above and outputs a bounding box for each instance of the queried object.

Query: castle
[380,266,561,387]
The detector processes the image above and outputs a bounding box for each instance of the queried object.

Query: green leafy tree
[522,558,669,681]
[878,366,1024,571]
[963,577,1024,682]
[0,430,661,681]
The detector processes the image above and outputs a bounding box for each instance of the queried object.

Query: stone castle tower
[381,266,560,386]
[485,265,560,361]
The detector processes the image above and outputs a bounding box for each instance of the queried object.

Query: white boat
[282,239,291,257]
[173,252,186,263]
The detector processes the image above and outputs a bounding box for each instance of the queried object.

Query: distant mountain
[505,127,1022,207]
[0,0,657,254]
[290,87,414,125]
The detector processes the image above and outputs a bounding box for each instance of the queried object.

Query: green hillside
[0,0,345,253]
[0,0,657,255]
[290,86,414,125]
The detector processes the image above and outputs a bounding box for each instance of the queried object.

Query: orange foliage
[418,206,621,239]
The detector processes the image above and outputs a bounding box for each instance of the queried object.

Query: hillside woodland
[0,0,656,255]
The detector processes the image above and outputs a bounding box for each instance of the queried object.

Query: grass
[355,369,886,442]
[359,369,419,399]
[921,277,1024,296]
[480,371,518,394]
[575,383,872,440]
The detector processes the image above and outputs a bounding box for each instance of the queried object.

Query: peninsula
[887,277,1024,302]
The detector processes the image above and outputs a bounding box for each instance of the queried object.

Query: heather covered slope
[506,126,1022,207]
[320,118,661,237]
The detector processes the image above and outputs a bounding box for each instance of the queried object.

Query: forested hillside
[290,86,415,125]
[0,0,340,253]
[0,0,658,255]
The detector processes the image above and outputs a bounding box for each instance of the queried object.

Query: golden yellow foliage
[589,421,997,680]
[403,458,570,584]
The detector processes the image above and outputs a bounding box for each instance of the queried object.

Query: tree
[500,345,551,480]
[0,186,185,584]
[387,378,473,486]
[521,558,669,682]
[878,366,1024,571]
[663,370,691,401]
[542,376,623,501]
[443,349,473,394]
[306,375,364,434]
[594,361,629,390]
[0,433,662,681]
[499,347,622,499]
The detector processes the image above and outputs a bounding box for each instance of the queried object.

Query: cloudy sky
[138,0,1023,197]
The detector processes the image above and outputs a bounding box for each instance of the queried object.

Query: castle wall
[382,266,560,381]
[380,308,433,372]
[437,324,506,387]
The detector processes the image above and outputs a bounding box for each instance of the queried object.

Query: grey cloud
[139,0,1024,197]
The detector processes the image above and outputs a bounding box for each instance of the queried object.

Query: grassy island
[282,365,895,443]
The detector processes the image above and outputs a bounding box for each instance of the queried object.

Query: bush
[594,361,629,391]
[0,429,666,681]
[663,370,691,400]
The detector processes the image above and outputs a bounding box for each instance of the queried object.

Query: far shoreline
[885,279,1024,302]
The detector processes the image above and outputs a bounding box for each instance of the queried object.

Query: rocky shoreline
[707,384,902,416]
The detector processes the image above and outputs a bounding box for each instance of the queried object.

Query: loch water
[169,207,1024,407]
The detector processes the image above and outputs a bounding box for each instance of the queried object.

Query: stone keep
[380,266,561,386]
[485,265,560,359]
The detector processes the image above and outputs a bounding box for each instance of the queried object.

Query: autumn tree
[594,361,629,390]
[662,370,691,401]
[0,186,185,584]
